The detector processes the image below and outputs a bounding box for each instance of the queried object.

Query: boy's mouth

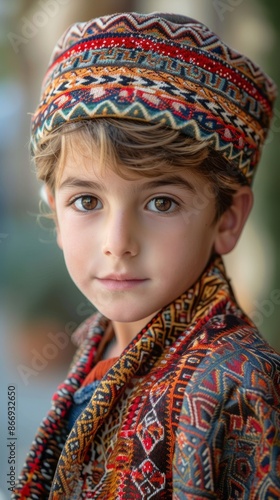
[96,274,148,291]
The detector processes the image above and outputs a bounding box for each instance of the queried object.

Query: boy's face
[52,135,222,327]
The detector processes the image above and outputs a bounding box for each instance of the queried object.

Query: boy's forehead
[59,127,177,175]
[58,137,202,193]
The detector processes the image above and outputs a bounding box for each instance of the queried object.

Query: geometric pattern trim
[12,256,280,498]
[31,12,277,184]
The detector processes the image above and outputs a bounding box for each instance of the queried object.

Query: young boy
[13,12,280,500]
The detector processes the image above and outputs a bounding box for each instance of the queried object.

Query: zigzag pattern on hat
[40,100,255,182]
[49,12,275,95]
[53,14,217,54]
[33,67,261,181]
[32,12,277,184]
[47,49,268,126]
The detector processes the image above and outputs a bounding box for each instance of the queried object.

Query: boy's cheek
[56,229,63,249]
[44,186,63,248]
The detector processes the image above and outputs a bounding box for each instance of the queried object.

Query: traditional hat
[31,12,277,184]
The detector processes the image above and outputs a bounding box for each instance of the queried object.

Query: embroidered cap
[31,12,277,184]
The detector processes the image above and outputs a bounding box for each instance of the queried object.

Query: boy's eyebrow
[59,177,102,190]
[141,176,196,192]
[58,175,197,192]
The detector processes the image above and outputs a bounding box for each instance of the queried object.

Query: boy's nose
[102,210,139,258]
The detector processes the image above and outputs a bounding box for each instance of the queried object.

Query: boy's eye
[72,195,102,212]
[146,197,178,213]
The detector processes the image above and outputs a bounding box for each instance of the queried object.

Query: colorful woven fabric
[30,12,277,185]
[13,256,280,499]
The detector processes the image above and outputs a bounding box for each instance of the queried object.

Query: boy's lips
[96,274,148,291]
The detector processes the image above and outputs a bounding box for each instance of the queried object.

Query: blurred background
[0,0,279,496]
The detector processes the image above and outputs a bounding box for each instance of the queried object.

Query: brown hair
[33,118,248,220]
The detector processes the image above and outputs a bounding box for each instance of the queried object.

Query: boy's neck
[109,314,158,358]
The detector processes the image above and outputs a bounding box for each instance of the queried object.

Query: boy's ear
[44,185,62,249]
[44,185,56,210]
[214,186,253,255]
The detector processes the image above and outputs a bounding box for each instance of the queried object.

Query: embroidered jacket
[13,257,280,499]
